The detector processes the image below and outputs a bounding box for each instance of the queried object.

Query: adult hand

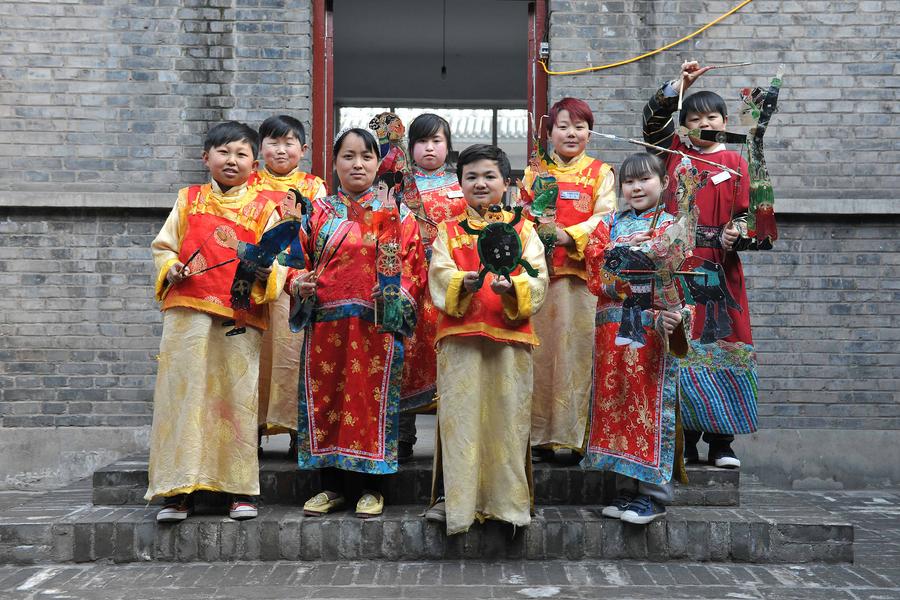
[292,271,317,299]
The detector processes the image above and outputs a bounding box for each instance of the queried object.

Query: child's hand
[555,226,574,247]
[255,264,272,282]
[371,283,382,300]
[166,261,189,284]
[657,310,683,336]
[678,60,714,92]
[722,222,740,251]
[628,232,652,245]
[490,276,513,296]
[291,271,317,299]
[462,272,480,293]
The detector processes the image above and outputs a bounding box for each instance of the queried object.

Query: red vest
[435,215,539,347]
[162,184,282,330]
[550,157,609,276]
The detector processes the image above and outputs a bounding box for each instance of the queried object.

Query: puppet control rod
[588,130,743,178]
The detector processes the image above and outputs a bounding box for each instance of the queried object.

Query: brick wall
[547,0,899,201]
[0,0,898,485]
[0,0,314,193]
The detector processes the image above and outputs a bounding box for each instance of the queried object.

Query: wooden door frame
[527,0,549,145]
[311,0,334,180]
[312,0,547,176]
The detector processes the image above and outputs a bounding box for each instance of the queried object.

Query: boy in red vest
[427,145,549,534]
[147,121,288,522]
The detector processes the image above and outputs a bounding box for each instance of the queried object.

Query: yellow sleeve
[428,224,473,318]
[562,165,617,261]
[250,210,289,305]
[501,222,549,320]
[151,191,188,302]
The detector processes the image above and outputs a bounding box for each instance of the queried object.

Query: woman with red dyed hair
[521,97,617,463]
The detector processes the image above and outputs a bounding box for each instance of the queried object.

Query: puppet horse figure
[600,245,657,349]
[679,256,742,344]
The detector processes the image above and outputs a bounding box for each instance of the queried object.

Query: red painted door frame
[311,0,334,180]
[528,0,549,145]
[312,0,547,175]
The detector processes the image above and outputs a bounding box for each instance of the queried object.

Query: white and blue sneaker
[620,494,667,525]
[601,491,636,518]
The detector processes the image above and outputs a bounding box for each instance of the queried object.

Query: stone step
[0,482,852,565]
[92,455,740,508]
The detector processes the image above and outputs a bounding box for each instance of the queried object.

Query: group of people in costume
[147,60,775,532]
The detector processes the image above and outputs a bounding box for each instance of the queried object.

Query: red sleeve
[584,220,611,298]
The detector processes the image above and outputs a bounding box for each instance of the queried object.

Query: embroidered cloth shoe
[709,443,741,469]
[156,494,191,523]
[355,491,384,519]
[424,497,446,523]
[620,494,667,525]
[601,491,636,519]
[229,495,258,520]
[303,491,345,516]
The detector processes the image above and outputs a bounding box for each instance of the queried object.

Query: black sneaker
[398,441,414,462]
[708,443,741,469]
[531,448,555,463]
[683,440,700,465]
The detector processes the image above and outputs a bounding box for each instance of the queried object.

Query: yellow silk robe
[145,180,286,500]
[525,152,616,452]
[253,167,327,435]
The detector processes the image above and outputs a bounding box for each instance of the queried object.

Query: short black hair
[679,90,728,126]
[259,115,306,145]
[619,152,667,187]
[204,121,259,158]
[408,113,454,165]
[333,128,380,157]
[456,144,511,182]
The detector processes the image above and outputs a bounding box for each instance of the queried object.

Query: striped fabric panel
[680,365,759,434]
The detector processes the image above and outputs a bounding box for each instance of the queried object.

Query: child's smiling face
[203,140,257,190]
[621,172,667,213]
[684,110,728,149]
[549,109,590,160]
[460,159,508,213]
[261,131,306,176]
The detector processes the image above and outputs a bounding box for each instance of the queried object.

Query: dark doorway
[313,0,546,179]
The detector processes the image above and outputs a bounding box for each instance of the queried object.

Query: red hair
[546,97,594,133]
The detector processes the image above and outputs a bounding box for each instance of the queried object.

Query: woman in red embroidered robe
[287,128,425,518]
